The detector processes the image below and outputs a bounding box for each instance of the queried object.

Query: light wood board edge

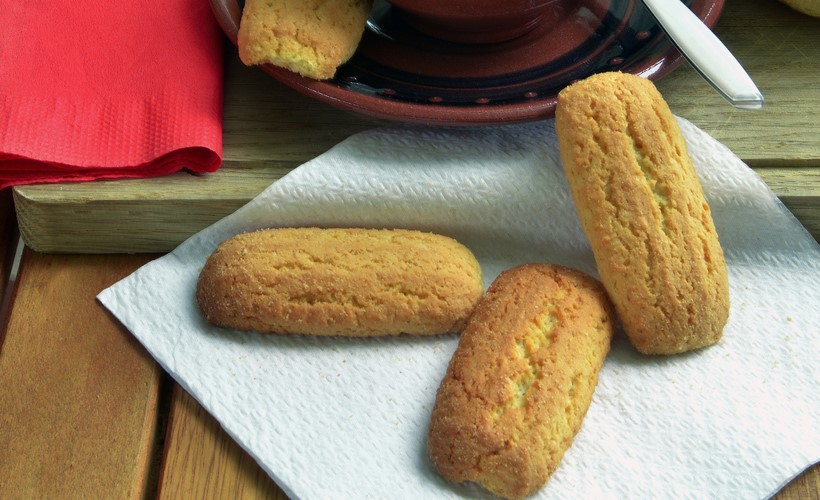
[12,161,293,254]
[12,165,819,254]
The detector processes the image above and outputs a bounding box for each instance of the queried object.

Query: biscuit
[238,0,373,80]
[196,227,483,336]
[555,71,730,355]
[428,264,614,499]
[779,0,820,16]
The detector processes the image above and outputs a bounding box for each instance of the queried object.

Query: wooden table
[1,0,818,497]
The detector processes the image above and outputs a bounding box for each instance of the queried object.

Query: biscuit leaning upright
[238,0,373,80]
[555,72,730,355]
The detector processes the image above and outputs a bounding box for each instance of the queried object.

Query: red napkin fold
[0,0,225,189]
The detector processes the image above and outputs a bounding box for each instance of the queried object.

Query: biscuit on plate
[238,0,373,79]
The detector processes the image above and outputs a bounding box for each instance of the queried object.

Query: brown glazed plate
[210,0,725,126]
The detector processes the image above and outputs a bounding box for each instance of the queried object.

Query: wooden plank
[12,163,296,255]
[158,385,286,499]
[11,160,819,254]
[11,0,820,254]
[0,251,162,498]
[658,0,820,167]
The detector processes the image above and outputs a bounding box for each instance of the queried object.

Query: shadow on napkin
[0,0,224,189]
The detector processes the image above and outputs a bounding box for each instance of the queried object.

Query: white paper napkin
[98,118,819,499]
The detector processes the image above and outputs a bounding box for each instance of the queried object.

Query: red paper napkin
[0,0,224,189]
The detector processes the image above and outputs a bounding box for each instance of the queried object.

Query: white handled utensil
[641,0,764,109]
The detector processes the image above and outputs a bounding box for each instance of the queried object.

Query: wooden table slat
[158,385,286,500]
[0,252,161,498]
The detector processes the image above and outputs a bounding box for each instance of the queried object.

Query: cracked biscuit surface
[428,264,614,499]
[238,0,373,80]
[555,71,730,355]
[196,227,483,336]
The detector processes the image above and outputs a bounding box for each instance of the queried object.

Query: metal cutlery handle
[641,0,764,110]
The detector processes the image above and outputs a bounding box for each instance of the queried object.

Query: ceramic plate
[210,0,724,125]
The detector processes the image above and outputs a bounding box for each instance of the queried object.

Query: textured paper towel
[99,118,819,499]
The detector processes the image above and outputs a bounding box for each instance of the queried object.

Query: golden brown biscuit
[428,264,614,499]
[196,227,483,336]
[238,0,373,80]
[555,71,730,355]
